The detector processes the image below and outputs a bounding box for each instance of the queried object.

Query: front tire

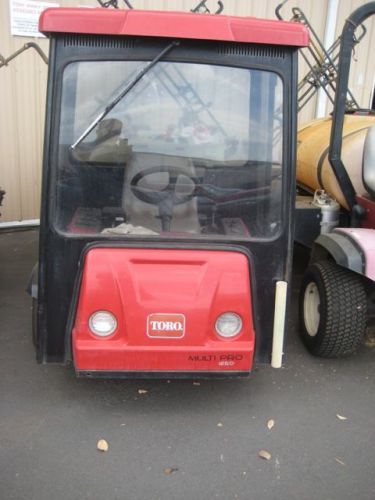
[299,261,366,358]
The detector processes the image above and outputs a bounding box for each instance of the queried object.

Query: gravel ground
[0,229,374,500]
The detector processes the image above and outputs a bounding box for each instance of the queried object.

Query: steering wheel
[130,166,197,231]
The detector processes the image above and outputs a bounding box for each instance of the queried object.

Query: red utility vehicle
[29,7,308,377]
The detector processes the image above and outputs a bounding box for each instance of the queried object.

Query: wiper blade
[71,40,180,150]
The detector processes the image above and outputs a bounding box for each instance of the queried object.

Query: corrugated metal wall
[336,0,375,110]
[0,0,374,223]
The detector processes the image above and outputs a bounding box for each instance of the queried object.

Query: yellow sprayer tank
[296,115,375,209]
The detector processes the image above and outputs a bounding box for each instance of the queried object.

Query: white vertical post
[271,281,288,368]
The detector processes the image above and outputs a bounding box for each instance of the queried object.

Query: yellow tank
[296,115,375,209]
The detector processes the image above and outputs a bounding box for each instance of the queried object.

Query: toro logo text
[147,313,186,339]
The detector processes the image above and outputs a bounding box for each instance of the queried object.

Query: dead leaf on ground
[364,329,375,347]
[97,439,109,452]
[164,467,178,475]
[138,389,148,395]
[258,450,272,461]
[335,457,345,466]
[336,414,347,421]
[267,419,275,430]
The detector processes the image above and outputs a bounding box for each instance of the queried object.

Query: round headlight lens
[215,312,242,338]
[89,311,117,337]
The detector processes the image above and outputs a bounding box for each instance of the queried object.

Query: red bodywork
[357,194,375,229]
[39,8,309,47]
[73,249,255,374]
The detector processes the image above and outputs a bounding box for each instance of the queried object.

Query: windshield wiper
[70,40,180,150]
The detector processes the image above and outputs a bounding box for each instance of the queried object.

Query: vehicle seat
[88,137,132,164]
[122,152,200,234]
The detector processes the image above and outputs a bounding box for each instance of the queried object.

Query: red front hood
[72,248,255,374]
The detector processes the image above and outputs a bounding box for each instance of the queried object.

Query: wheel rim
[303,282,320,337]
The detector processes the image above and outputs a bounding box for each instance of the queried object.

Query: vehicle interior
[55,60,283,239]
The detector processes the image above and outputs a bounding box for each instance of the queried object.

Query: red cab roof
[39,8,309,47]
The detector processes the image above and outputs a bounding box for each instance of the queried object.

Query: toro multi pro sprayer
[29,7,308,377]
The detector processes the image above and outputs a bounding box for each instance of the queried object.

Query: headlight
[89,311,117,337]
[215,312,242,338]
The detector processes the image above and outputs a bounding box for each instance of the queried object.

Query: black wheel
[299,261,367,358]
[32,298,38,347]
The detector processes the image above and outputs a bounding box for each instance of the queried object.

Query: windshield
[56,60,283,239]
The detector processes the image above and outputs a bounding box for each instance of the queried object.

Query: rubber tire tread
[299,261,366,358]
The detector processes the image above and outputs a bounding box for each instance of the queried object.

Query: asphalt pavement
[0,229,375,500]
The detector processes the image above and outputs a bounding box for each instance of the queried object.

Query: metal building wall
[0,0,373,223]
[335,0,375,111]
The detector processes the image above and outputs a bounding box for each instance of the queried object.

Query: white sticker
[9,0,59,38]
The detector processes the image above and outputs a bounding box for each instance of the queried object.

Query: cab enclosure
[32,7,308,377]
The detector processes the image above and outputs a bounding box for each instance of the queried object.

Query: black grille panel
[63,34,135,49]
[218,43,285,59]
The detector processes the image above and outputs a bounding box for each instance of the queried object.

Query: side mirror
[362,125,375,198]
